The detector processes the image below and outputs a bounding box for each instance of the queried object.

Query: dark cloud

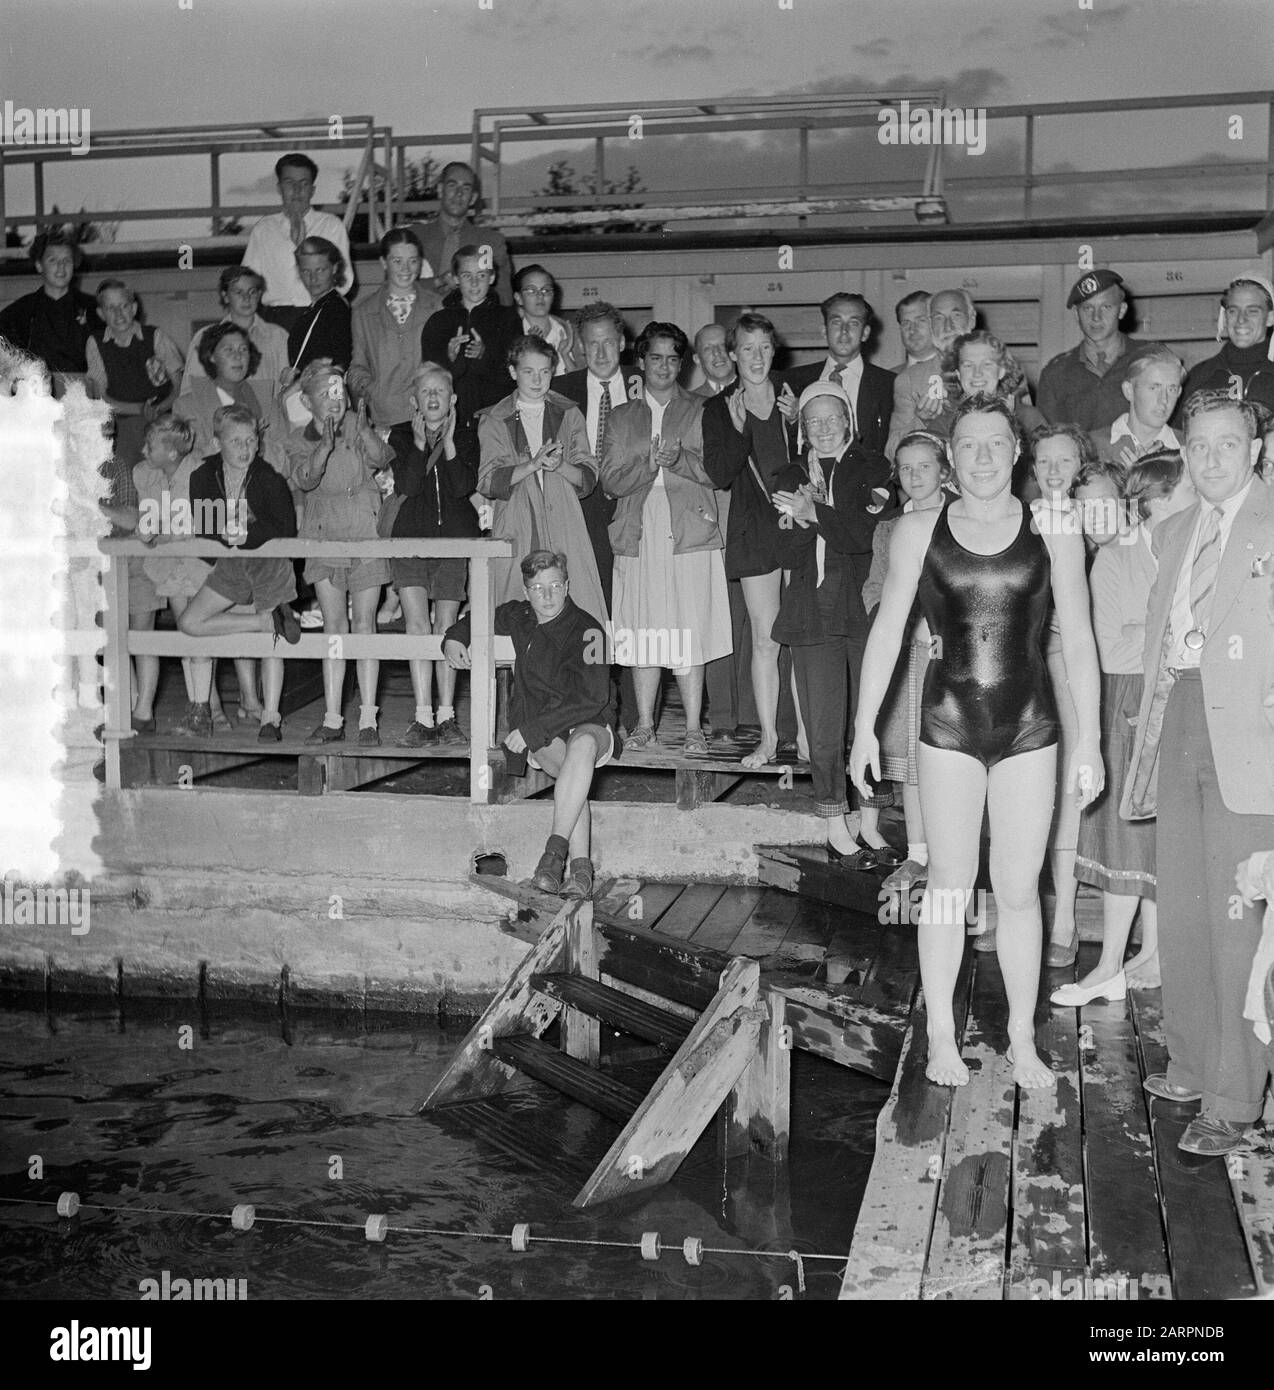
[629,43,715,64]
[852,39,894,59]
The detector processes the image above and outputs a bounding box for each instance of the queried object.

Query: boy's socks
[358,703,379,730]
[260,711,281,728]
[414,706,434,727]
[544,834,570,860]
[907,842,929,867]
[322,713,344,730]
[436,705,455,724]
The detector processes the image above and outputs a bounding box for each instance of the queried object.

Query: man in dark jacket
[782,292,894,463]
[1172,274,1274,427]
[445,548,615,900]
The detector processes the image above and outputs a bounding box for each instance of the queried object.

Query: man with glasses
[885,286,975,458]
[404,161,514,307]
[1038,269,1137,433]
[784,293,893,462]
[1121,391,1274,1156]
[242,153,354,333]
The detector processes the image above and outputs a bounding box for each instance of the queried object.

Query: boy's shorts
[528,724,615,772]
[127,554,166,615]
[390,556,467,601]
[205,556,297,613]
[303,556,391,592]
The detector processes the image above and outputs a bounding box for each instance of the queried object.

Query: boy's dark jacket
[771,443,888,645]
[385,423,479,538]
[446,596,614,752]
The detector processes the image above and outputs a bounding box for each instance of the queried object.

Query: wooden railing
[83,536,513,802]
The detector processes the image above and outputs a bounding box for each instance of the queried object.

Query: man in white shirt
[1121,391,1274,1156]
[1090,344,1183,470]
[242,153,354,332]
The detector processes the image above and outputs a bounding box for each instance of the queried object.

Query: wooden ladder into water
[421,898,790,1208]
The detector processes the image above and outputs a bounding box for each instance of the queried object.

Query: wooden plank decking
[844,943,1274,1300]
[464,866,1273,1298]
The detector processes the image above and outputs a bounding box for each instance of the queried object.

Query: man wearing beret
[1038,269,1138,433]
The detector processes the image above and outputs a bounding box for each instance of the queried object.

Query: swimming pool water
[0,997,887,1301]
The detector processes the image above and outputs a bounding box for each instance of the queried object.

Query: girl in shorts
[285,360,393,746]
[177,404,299,741]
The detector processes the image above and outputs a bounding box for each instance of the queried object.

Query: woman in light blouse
[1053,448,1195,1005]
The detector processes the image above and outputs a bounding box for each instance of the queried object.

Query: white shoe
[1050,971,1126,1007]
[298,606,323,629]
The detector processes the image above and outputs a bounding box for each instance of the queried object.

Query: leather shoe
[257,719,282,743]
[1142,1073,1202,1104]
[1178,1114,1248,1156]
[532,848,566,894]
[271,604,301,645]
[826,843,880,872]
[305,722,345,745]
[399,721,439,748]
[1050,971,1126,1006]
[560,858,594,900]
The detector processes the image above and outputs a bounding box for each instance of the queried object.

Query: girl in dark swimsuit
[851,395,1104,1091]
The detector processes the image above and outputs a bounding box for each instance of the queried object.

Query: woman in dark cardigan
[386,362,480,747]
[702,312,798,768]
[770,381,890,862]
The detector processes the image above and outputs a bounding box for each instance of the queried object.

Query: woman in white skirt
[601,322,731,754]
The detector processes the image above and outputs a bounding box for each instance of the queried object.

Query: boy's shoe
[131,714,157,735]
[1178,1114,1248,1157]
[532,847,567,894]
[297,605,324,629]
[435,718,466,745]
[258,719,283,743]
[560,858,595,900]
[210,707,232,733]
[174,702,213,739]
[883,858,927,893]
[305,722,345,745]
[625,725,658,751]
[399,721,439,748]
[357,726,380,747]
[271,604,301,645]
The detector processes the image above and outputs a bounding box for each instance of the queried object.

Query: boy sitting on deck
[443,548,616,900]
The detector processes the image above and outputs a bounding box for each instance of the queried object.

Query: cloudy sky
[4,0,1272,234]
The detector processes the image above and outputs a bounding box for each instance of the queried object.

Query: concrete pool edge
[7,786,830,1018]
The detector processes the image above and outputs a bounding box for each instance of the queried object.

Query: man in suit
[554,300,639,728]
[691,323,737,398]
[1121,390,1274,1155]
[783,293,893,463]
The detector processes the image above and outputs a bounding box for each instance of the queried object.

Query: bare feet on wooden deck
[1007,1034,1056,1090]
[741,738,778,770]
[926,1034,970,1086]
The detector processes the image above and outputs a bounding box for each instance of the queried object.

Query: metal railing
[82,536,513,802]
[2,90,1270,250]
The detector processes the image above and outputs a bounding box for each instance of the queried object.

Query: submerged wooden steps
[492,1034,645,1122]
[531,973,692,1050]
[843,944,1274,1300]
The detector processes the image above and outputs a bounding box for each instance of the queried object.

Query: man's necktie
[1189,505,1224,632]
[595,382,611,457]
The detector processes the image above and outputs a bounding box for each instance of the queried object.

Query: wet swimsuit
[917,499,1058,767]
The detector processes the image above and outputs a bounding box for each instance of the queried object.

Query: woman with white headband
[771,379,892,862]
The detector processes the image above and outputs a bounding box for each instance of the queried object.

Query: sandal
[683,730,709,756]
[237,706,264,724]
[625,725,658,751]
